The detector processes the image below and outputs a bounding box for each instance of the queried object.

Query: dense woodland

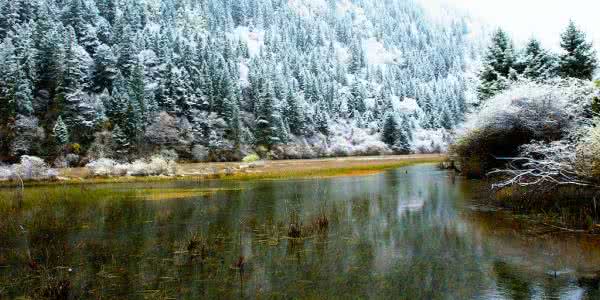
[0,0,481,166]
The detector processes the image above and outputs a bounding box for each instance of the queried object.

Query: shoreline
[0,154,445,188]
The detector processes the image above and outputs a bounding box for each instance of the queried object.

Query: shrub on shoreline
[0,156,58,181]
[452,79,595,178]
[85,155,177,177]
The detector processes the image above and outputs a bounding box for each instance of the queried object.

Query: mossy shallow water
[1,164,600,299]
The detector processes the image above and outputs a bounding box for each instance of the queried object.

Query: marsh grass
[493,185,600,231]
[0,157,444,188]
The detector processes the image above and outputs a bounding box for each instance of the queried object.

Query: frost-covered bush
[576,122,600,180]
[453,79,595,177]
[159,149,179,162]
[0,164,14,180]
[86,155,177,177]
[128,156,176,176]
[86,158,126,177]
[12,156,58,180]
[191,145,210,162]
[327,123,390,156]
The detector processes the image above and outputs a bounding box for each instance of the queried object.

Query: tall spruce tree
[478,29,515,101]
[255,81,281,148]
[93,44,118,93]
[53,116,70,146]
[382,114,398,147]
[559,21,598,80]
[522,38,557,80]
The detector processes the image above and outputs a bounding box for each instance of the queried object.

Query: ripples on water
[1,164,599,299]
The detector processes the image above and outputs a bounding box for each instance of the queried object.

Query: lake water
[1,164,600,299]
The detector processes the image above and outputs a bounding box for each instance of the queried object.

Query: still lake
[1,164,600,299]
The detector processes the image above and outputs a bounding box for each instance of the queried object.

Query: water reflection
[0,165,600,298]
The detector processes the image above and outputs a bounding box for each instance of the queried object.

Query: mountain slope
[0,0,480,163]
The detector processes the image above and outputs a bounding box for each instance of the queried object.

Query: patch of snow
[288,0,328,17]
[412,128,450,153]
[239,61,250,87]
[363,38,401,66]
[234,26,264,57]
[394,97,422,115]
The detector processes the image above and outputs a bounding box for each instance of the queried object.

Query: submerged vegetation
[3,164,600,298]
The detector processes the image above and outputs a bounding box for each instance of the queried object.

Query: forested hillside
[0,0,478,165]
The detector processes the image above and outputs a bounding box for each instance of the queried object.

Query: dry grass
[0,154,445,188]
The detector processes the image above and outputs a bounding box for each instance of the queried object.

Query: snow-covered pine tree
[53,116,70,146]
[559,20,598,80]
[0,0,485,161]
[477,29,515,101]
[285,91,306,136]
[382,114,398,147]
[14,69,34,116]
[93,44,118,93]
[521,38,558,80]
[111,124,130,158]
[255,81,281,148]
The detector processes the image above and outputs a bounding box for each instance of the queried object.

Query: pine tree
[53,116,70,146]
[382,114,398,146]
[117,25,138,79]
[0,0,19,40]
[314,104,330,135]
[111,124,130,158]
[478,29,515,100]
[222,97,241,144]
[93,44,118,93]
[395,128,411,154]
[13,21,37,85]
[349,39,363,74]
[128,61,147,126]
[559,21,598,80]
[63,0,87,38]
[14,69,34,116]
[0,38,18,123]
[106,72,130,128]
[36,23,65,97]
[255,81,281,148]
[61,26,83,95]
[349,80,366,118]
[286,91,306,136]
[522,38,557,80]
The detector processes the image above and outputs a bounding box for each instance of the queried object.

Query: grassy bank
[0,155,445,188]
